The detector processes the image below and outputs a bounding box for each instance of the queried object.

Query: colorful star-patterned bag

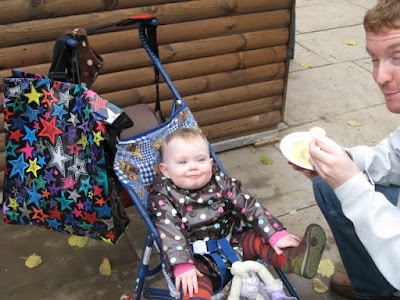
[2,70,133,243]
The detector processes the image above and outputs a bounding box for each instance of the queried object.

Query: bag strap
[87,15,165,122]
[48,35,80,84]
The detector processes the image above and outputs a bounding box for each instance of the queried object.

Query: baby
[149,128,326,299]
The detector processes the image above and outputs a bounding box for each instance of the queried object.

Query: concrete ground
[1,0,393,299]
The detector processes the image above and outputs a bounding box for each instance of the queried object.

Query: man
[294,0,400,299]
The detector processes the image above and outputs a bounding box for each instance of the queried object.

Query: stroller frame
[116,17,300,300]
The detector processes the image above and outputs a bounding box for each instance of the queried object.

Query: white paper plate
[280,131,313,170]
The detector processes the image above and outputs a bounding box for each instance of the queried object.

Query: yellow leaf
[68,235,89,248]
[346,120,362,127]
[312,278,329,293]
[99,257,112,276]
[25,254,42,268]
[259,156,273,165]
[300,62,311,68]
[289,210,297,215]
[343,39,357,46]
[317,259,335,278]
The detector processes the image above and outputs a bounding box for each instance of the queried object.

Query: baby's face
[159,136,213,190]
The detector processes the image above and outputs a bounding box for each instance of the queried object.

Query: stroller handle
[138,23,183,114]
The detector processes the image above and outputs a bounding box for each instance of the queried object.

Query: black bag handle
[87,15,165,122]
[48,35,80,84]
[48,15,164,122]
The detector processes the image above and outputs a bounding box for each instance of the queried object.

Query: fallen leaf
[68,235,89,248]
[99,257,112,276]
[289,210,297,215]
[259,156,273,165]
[25,254,42,268]
[346,120,362,127]
[317,259,335,278]
[343,39,357,46]
[312,278,329,293]
[300,62,311,68]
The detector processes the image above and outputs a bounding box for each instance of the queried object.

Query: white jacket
[335,126,400,290]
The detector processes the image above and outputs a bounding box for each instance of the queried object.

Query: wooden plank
[202,111,282,141]
[210,125,279,143]
[0,11,290,70]
[0,134,4,152]
[90,46,287,94]
[101,63,286,108]
[0,151,5,171]
[100,27,289,73]
[0,0,291,47]
[0,43,287,96]
[164,66,285,112]
[193,96,283,126]
[0,0,188,25]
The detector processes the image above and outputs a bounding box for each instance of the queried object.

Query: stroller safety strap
[190,238,239,293]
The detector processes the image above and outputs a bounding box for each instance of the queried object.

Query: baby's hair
[160,128,207,159]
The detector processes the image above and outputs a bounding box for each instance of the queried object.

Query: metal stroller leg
[274,267,300,299]
[135,230,173,299]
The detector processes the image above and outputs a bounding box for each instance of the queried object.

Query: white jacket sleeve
[348,126,400,186]
[337,127,400,289]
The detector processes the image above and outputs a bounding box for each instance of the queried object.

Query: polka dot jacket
[149,165,285,269]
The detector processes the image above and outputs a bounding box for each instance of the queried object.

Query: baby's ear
[159,162,170,178]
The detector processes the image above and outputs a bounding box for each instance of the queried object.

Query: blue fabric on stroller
[113,17,299,300]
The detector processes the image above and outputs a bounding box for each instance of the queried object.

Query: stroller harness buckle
[192,240,209,254]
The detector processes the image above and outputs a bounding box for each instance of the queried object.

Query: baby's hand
[272,234,301,255]
[175,267,204,297]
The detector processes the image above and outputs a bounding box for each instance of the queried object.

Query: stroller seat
[113,16,299,300]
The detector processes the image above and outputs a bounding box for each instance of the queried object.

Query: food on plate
[290,141,311,168]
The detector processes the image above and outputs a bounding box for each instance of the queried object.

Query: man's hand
[308,137,360,189]
[272,234,301,255]
[175,267,203,297]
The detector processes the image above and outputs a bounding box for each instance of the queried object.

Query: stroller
[108,16,300,300]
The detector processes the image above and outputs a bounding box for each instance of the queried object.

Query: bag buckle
[192,240,208,254]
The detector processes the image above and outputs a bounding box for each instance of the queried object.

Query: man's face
[367,26,400,113]
[159,136,213,190]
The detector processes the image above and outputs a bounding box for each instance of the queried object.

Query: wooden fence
[0,0,295,188]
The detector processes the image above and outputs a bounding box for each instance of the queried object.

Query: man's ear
[159,162,170,178]
[209,158,214,165]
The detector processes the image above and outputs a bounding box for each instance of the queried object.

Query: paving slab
[295,1,367,33]
[0,216,141,300]
[285,62,383,126]
[296,25,368,63]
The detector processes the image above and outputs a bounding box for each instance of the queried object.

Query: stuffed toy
[228,261,297,300]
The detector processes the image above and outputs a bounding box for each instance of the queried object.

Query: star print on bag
[2,70,130,243]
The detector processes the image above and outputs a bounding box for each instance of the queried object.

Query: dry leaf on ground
[99,257,112,276]
[346,120,362,127]
[300,62,311,68]
[289,210,297,215]
[68,235,89,248]
[25,254,42,268]
[343,39,357,46]
[317,259,335,278]
[312,278,329,293]
[259,156,273,165]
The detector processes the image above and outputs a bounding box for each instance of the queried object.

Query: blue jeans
[313,177,398,299]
